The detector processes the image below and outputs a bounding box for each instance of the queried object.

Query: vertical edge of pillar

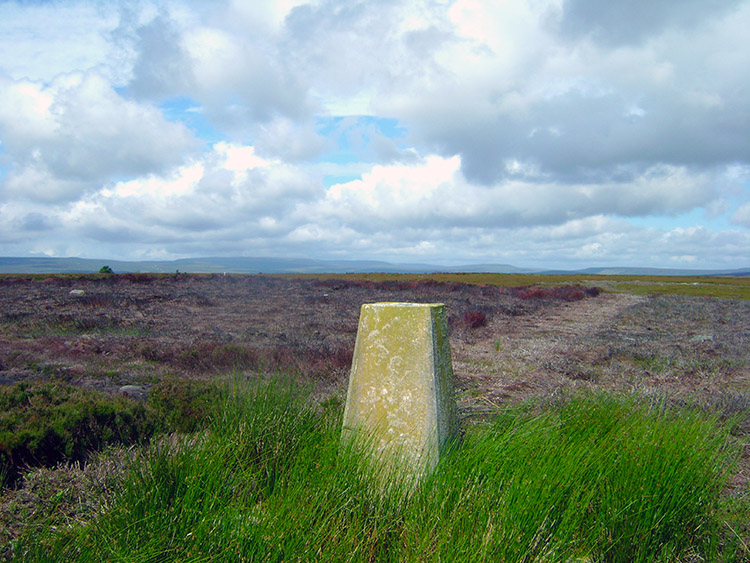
[430,303,459,461]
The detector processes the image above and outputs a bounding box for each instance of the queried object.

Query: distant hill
[0,256,747,276]
[0,256,526,274]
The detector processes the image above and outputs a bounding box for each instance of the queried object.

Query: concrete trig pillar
[342,302,459,478]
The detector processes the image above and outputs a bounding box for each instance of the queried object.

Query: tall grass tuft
[14,380,741,562]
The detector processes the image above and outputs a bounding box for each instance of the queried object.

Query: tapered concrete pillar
[342,302,459,477]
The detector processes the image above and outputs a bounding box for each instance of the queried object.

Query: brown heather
[0,272,747,557]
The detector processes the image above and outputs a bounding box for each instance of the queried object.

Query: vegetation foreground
[8,379,744,562]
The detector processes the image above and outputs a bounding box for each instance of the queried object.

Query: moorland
[0,273,748,561]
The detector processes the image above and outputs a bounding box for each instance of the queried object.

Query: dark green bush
[146,376,219,434]
[0,377,231,486]
[0,376,233,487]
[0,381,156,486]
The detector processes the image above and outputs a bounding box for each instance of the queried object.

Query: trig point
[342,302,459,476]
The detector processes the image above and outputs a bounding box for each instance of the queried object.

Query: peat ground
[1,274,745,415]
[0,273,748,556]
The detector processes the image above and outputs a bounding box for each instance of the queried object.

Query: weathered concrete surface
[342,302,459,476]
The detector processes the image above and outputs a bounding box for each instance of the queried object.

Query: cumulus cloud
[385,0,750,186]
[61,141,321,250]
[731,203,750,227]
[184,25,313,126]
[0,73,196,202]
[0,0,748,269]
[322,155,716,230]
[126,12,193,100]
[253,117,328,161]
[282,0,456,115]
[0,1,117,82]
[553,0,745,46]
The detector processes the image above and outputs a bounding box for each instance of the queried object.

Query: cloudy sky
[1,0,748,270]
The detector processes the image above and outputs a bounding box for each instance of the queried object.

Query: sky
[0,0,748,270]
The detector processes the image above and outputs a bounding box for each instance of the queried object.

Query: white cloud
[327,155,461,207]
[104,161,205,198]
[179,20,313,127]
[0,72,197,202]
[0,2,117,82]
[321,155,716,231]
[252,117,328,161]
[553,0,744,47]
[0,0,748,269]
[731,203,750,227]
[55,142,320,248]
[216,143,272,172]
[383,0,750,186]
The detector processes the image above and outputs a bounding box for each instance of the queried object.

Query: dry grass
[0,272,748,556]
[0,446,132,559]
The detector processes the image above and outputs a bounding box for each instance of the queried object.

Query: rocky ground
[0,273,748,554]
[1,273,747,426]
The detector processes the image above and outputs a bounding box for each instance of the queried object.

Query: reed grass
[13,379,742,562]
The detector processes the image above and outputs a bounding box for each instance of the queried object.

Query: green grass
[0,381,155,486]
[279,272,750,299]
[0,377,220,487]
[10,379,743,563]
[605,277,750,300]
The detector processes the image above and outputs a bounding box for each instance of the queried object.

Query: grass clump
[0,381,155,487]
[0,377,224,486]
[147,375,218,433]
[11,381,742,562]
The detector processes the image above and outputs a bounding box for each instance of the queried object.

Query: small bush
[147,376,219,434]
[16,387,740,562]
[0,382,154,486]
[511,284,596,302]
[50,313,120,333]
[175,342,260,372]
[0,377,230,486]
[137,338,353,380]
[461,309,488,329]
[584,286,602,297]
[270,343,353,380]
[121,273,153,284]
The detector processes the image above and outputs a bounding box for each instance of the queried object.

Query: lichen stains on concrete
[343,303,459,475]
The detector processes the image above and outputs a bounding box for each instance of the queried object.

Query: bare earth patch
[454,293,647,410]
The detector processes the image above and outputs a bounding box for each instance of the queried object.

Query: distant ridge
[0,256,522,274]
[0,256,747,276]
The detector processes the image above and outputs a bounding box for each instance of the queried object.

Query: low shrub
[14,385,741,562]
[174,342,261,373]
[313,277,476,294]
[138,339,353,380]
[510,284,598,302]
[269,343,353,380]
[461,309,488,329]
[0,381,155,486]
[121,273,154,284]
[312,277,601,304]
[0,377,232,486]
[147,376,218,434]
